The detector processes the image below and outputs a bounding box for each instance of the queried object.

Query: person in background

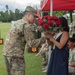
[72,26,75,38]
[68,35,75,75]
[44,17,69,75]
[38,40,49,72]
[35,39,49,56]
[3,6,46,75]
[73,26,75,32]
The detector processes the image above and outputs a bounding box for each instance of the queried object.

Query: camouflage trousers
[4,56,25,75]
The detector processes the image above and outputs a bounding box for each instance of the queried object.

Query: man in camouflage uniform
[3,6,45,75]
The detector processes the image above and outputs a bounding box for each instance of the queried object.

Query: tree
[0,11,5,22]
[5,5,9,12]
[5,5,9,22]
[15,9,20,20]
[8,10,16,22]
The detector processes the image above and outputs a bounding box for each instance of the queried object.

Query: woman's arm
[45,31,69,49]
[51,31,69,49]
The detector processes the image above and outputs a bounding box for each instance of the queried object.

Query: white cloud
[0,0,41,11]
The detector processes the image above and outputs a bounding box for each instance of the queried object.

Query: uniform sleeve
[24,25,46,47]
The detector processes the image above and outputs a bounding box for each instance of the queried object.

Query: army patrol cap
[25,6,38,18]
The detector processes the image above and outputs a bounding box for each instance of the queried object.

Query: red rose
[48,20,53,26]
[38,19,43,26]
[56,20,61,26]
[48,16,53,20]
[53,16,59,21]
[43,15,48,19]
[43,24,49,30]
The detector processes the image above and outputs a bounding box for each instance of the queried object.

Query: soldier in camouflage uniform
[3,6,46,75]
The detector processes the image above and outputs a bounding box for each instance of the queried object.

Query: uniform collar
[22,17,30,24]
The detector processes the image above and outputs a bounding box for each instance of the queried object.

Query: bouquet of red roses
[38,16,62,32]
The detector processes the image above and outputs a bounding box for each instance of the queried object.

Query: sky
[0,0,41,11]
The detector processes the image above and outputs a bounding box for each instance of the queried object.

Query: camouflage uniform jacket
[3,17,42,57]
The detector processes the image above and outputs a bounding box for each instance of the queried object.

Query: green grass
[0,23,46,75]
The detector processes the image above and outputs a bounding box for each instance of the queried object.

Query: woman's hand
[44,32,53,40]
